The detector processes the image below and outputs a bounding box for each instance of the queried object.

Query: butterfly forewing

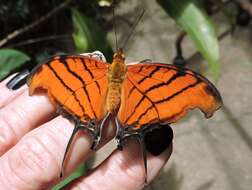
[28,55,109,122]
[117,63,222,129]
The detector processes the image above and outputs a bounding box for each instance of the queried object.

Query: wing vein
[156,79,201,104]
[46,62,85,115]
[81,58,101,95]
[61,58,97,119]
[125,75,160,124]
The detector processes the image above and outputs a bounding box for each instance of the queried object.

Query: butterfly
[27,48,222,179]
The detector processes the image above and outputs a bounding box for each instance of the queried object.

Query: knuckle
[0,112,18,153]
[0,105,33,153]
[113,154,146,187]
[22,136,59,172]
[124,167,146,186]
[8,135,59,186]
[0,88,12,108]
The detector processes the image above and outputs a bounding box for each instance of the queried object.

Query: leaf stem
[0,0,73,47]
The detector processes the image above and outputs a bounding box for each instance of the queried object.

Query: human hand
[0,73,172,190]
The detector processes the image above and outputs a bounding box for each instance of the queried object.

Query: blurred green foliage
[157,0,220,79]
[0,48,30,80]
[72,8,113,60]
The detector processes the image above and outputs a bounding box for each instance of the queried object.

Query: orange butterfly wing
[117,63,222,129]
[27,55,109,122]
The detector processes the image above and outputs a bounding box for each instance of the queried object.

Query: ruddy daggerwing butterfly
[27,48,222,179]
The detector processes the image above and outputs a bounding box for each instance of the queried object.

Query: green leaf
[71,8,113,61]
[52,163,87,190]
[157,0,220,79]
[0,48,30,80]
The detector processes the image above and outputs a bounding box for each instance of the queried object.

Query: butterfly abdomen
[106,81,122,113]
[106,48,126,113]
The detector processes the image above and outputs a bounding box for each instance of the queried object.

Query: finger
[64,141,172,190]
[0,116,115,190]
[0,90,55,156]
[0,73,28,108]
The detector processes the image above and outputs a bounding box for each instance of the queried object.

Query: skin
[0,74,172,190]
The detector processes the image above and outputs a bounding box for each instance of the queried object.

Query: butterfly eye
[113,52,125,61]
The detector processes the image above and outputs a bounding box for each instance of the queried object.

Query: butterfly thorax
[106,48,126,113]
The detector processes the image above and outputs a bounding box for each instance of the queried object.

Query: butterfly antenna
[113,5,119,51]
[122,9,145,50]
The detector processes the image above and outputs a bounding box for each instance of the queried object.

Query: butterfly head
[109,48,126,81]
[113,48,125,61]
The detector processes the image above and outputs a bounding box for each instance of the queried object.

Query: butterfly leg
[80,51,106,62]
[115,118,135,150]
[115,117,124,150]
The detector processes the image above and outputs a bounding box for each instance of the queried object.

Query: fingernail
[6,70,30,90]
[144,124,173,156]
